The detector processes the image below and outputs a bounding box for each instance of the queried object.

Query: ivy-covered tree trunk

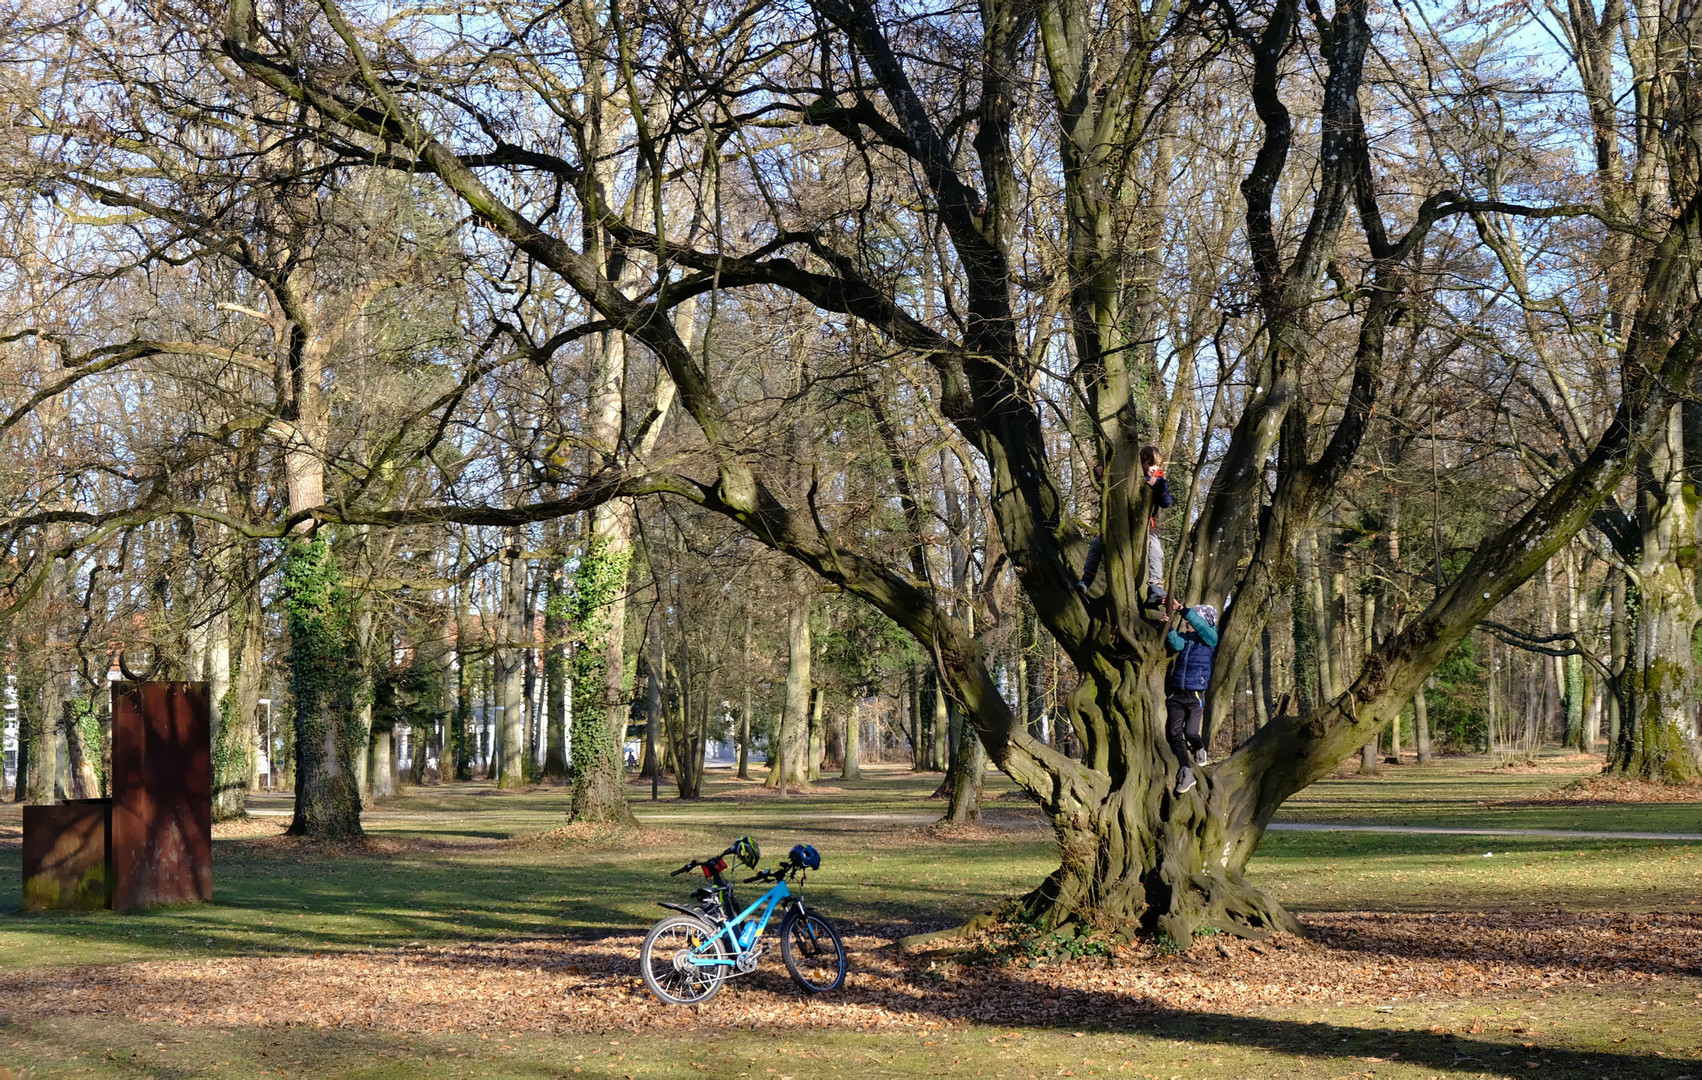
[1616,408,1702,782]
[568,532,635,822]
[283,538,364,839]
[65,698,102,799]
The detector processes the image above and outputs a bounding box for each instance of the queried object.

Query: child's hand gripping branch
[1162,600,1218,795]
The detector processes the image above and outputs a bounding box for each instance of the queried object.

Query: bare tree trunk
[1608,569,1627,750]
[498,540,527,788]
[645,637,663,799]
[1563,547,1587,749]
[1414,682,1432,765]
[909,667,925,771]
[738,611,752,780]
[1486,634,1500,751]
[544,555,568,779]
[1359,587,1380,774]
[233,580,264,806]
[1249,630,1270,730]
[766,578,811,788]
[370,726,394,798]
[842,696,862,779]
[806,687,824,781]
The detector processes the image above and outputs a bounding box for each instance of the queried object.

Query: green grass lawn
[1,755,1699,1079]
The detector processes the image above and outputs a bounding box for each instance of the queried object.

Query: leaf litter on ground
[4,910,1697,1035]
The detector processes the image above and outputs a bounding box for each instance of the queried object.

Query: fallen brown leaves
[1475,753,1604,776]
[1492,775,1702,806]
[7,911,1696,1035]
[904,819,1046,842]
[507,823,691,850]
[701,782,851,798]
[210,818,289,840]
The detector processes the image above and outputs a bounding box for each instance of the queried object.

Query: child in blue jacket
[1164,599,1218,794]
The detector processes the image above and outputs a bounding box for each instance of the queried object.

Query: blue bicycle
[639,838,847,1004]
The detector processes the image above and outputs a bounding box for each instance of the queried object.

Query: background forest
[2,0,1700,934]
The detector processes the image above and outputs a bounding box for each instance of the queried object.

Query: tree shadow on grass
[1300,909,1702,979]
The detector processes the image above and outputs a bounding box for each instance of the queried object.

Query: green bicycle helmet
[732,835,761,870]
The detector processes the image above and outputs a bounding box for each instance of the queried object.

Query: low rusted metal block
[111,682,212,909]
[22,799,113,911]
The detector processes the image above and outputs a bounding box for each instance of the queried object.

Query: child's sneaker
[1193,748,1209,767]
[1174,766,1196,795]
[1144,583,1167,609]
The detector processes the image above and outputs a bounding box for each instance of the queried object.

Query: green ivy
[69,696,105,796]
[283,537,365,831]
[971,913,1117,968]
[566,536,630,780]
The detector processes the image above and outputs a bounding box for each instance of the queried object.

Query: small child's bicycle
[639,836,847,1004]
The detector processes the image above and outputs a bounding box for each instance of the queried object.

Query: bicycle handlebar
[672,849,739,878]
[744,861,801,884]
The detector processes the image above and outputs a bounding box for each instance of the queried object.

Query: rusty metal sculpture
[20,681,212,911]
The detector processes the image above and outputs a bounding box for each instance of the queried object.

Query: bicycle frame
[687,880,795,968]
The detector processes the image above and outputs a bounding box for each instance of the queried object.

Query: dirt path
[1266,823,1702,841]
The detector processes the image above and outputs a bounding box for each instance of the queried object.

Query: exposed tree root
[894,909,1003,952]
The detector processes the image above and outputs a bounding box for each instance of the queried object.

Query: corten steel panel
[111,682,212,909]
[21,799,113,910]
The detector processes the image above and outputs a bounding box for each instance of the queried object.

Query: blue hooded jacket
[1165,607,1218,693]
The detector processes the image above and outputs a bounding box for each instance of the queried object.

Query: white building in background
[2,673,16,791]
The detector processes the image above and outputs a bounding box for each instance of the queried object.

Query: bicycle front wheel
[778,907,846,993]
[640,914,729,1005]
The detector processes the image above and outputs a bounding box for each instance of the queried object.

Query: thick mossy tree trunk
[283,537,364,839]
[1618,571,1702,780]
[1615,407,1702,782]
[941,729,986,823]
[998,633,1297,939]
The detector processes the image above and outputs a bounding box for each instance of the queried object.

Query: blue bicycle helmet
[788,843,821,870]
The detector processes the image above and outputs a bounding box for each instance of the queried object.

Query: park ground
[1,753,1700,1080]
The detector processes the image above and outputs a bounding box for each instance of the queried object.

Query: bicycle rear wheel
[640,914,730,1004]
[778,907,846,993]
